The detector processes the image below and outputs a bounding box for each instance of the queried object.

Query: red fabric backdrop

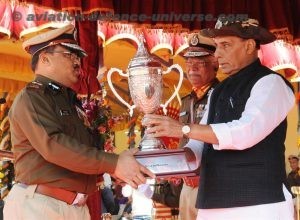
[20,0,114,14]
[73,20,101,94]
[111,0,300,43]
[22,0,299,43]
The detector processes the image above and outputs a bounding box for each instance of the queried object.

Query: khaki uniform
[179,80,220,147]
[8,75,118,194]
[178,80,218,220]
[179,91,210,148]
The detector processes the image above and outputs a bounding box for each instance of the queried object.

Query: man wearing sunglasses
[4,24,154,220]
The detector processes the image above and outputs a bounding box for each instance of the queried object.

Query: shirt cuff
[98,153,119,174]
[210,123,232,150]
[185,140,204,167]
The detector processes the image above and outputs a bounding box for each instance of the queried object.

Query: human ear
[245,39,256,54]
[40,53,51,65]
[43,57,48,62]
[39,53,49,64]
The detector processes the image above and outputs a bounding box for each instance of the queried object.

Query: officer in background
[287,155,300,188]
[178,33,219,220]
[4,24,154,220]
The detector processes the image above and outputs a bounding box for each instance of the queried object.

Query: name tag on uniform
[179,111,187,117]
[60,109,70,116]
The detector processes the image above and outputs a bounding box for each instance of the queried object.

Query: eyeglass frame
[46,51,81,60]
[185,60,213,68]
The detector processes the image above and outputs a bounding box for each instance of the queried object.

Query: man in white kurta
[143,17,295,220]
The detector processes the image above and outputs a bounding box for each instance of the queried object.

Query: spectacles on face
[47,51,80,60]
[186,61,211,68]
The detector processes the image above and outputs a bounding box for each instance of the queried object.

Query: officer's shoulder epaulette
[181,93,192,100]
[46,82,62,96]
[26,81,45,92]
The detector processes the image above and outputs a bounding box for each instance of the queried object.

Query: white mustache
[188,74,201,77]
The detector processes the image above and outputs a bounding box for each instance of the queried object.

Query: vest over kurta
[196,59,293,209]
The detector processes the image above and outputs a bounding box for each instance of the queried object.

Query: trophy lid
[128,34,161,70]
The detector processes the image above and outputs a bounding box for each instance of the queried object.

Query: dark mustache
[73,64,80,69]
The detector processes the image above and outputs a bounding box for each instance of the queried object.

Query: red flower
[79,92,116,153]
[104,139,114,152]
[97,125,106,134]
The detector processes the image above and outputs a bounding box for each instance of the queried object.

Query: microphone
[0,98,6,104]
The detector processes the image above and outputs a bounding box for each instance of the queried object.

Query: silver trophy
[107,35,198,177]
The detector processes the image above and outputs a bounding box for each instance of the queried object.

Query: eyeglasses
[186,61,211,68]
[47,51,80,60]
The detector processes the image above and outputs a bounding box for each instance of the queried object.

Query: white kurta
[186,74,295,220]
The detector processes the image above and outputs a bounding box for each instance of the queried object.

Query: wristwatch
[181,124,191,138]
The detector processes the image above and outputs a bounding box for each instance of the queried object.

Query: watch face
[182,125,191,134]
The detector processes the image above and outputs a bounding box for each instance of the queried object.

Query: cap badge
[190,35,199,46]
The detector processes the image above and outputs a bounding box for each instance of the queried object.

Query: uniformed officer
[178,33,219,220]
[4,24,154,220]
[287,155,300,188]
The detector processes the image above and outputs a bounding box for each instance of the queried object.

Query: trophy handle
[107,68,136,116]
[160,64,184,115]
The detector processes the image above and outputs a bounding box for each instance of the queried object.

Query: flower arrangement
[80,91,116,152]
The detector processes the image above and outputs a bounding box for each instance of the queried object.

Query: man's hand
[113,148,155,189]
[142,114,184,138]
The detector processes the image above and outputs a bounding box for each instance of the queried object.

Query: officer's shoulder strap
[181,92,193,101]
[26,81,46,92]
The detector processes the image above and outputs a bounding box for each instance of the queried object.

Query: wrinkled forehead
[213,35,246,44]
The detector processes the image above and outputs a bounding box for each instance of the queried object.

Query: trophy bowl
[128,59,165,151]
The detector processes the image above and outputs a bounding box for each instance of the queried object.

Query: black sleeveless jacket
[196,59,293,209]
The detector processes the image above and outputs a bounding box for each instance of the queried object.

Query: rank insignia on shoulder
[181,94,191,100]
[60,109,70,116]
[47,82,62,95]
[27,81,44,90]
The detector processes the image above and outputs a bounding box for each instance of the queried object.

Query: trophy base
[139,135,165,151]
[135,149,199,178]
